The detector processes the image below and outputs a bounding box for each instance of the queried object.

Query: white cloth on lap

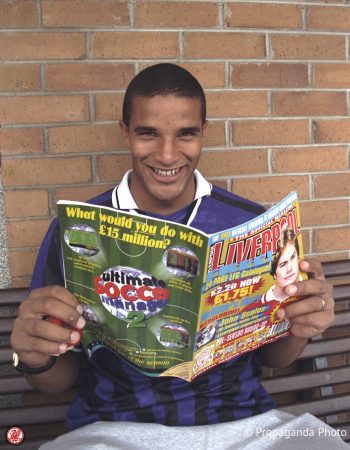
[39,410,349,450]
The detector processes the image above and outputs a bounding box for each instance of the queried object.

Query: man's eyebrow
[134,126,157,133]
[179,126,201,133]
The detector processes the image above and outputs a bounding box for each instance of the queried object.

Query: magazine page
[191,192,306,379]
[57,201,209,381]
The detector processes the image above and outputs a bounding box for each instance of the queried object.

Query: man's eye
[179,132,195,139]
[138,131,156,138]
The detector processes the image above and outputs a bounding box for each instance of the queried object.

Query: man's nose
[158,138,178,164]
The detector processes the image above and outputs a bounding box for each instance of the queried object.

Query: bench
[1,259,349,448]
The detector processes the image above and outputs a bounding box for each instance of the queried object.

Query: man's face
[120,94,206,214]
[274,242,299,288]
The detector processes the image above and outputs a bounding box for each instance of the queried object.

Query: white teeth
[153,168,180,177]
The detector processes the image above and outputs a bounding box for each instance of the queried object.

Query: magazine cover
[57,191,306,381]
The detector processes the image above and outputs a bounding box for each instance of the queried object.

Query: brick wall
[1,0,350,287]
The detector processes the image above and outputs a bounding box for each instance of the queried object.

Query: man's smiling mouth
[152,167,181,177]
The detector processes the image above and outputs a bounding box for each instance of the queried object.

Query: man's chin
[153,192,182,205]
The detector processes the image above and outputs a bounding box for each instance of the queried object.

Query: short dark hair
[122,63,206,127]
[270,227,300,277]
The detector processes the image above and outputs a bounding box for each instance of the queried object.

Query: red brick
[95,93,124,121]
[45,63,134,91]
[3,157,91,187]
[209,179,228,190]
[302,230,311,256]
[42,0,129,27]
[184,32,265,59]
[0,32,86,60]
[315,227,350,253]
[198,149,267,177]
[185,63,226,88]
[231,63,308,88]
[315,173,350,198]
[0,64,40,92]
[273,92,346,116]
[0,95,89,124]
[0,0,37,28]
[92,32,179,59]
[314,63,350,88]
[49,124,125,153]
[203,121,225,148]
[314,119,350,143]
[9,249,37,278]
[96,154,131,182]
[300,200,349,227]
[207,91,267,118]
[10,277,31,289]
[136,2,218,28]
[274,147,347,173]
[271,34,345,60]
[53,184,116,207]
[0,128,44,154]
[308,6,350,31]
[232,175,309,203]
[232,120,309,146]
[4,190,49,218]
[7,219,51,248]
[226,3,302,29]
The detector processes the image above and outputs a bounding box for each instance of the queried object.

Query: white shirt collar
[112,169,212,211]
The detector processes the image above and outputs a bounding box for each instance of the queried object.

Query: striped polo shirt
[30,170,275,429]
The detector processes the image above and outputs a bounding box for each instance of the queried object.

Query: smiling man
[120,94,205,214]
[11,64,341,448]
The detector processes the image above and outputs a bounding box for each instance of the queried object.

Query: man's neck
[129,176,196,216]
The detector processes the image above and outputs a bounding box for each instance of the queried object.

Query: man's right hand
[10,285,86,369]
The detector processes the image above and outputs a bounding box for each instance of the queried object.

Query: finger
[284,277,333,299]
[11,335,68,363]
[19,291,84,330]
[299,258,325,280]
[14,317,82,347]
[290,311,335,328]
[289,322,324,340]
[29,285,80,308]
[288,310,335,338]
[282,293,334,319]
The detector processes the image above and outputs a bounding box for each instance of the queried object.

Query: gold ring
[321,297,326,311]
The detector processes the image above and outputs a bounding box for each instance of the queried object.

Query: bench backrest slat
[281,395,350,417]
[262,366,350,394]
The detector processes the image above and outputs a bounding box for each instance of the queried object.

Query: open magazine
[57,191,306,382]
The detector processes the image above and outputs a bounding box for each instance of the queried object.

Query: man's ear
[202,120,208,131]
[119,121,130,146]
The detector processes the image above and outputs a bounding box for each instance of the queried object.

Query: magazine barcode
[269,320,290,336]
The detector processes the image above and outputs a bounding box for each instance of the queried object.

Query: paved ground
[0,183,11,288]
